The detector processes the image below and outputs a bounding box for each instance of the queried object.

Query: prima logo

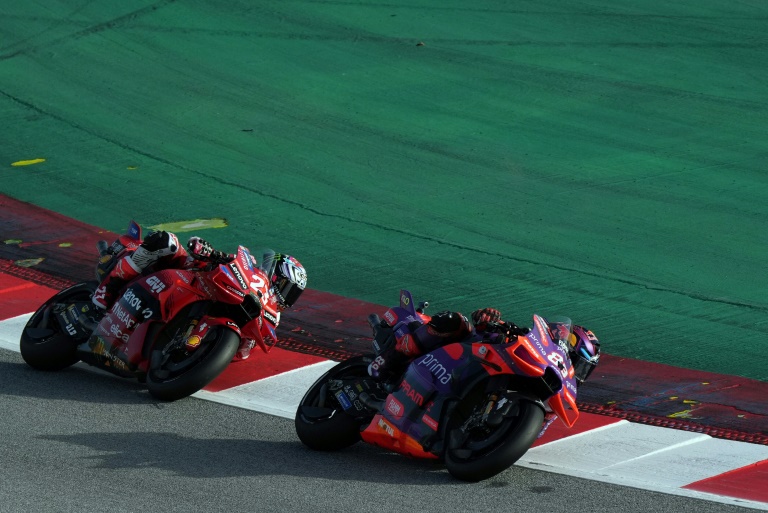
[418,354,451,385]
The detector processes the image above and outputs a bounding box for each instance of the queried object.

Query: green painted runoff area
[1,1,767,380]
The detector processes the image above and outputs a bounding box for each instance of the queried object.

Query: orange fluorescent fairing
[548,390,579,428]
[361,414,438,460]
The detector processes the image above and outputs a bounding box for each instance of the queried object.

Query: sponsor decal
[175,271,190,284]
[395,333,417,355]
[378,418,395,437]
[422,414,438,431]
[335,390,352,410]
[387,397,403,416]
[263,310,278,326]
[530,334,548,357]
[186,335,201,348]
[108,323,130,343]
[240,249,254,271]
[92,337,130,372]
[228,262,248,290]
[121,288,155,319]
[384,310,397,324]
[225,285,246,297]
[110,303,136,329]
[146,275,166,294]
[418,354,451,385]
[401,380,424,407]
[122,288,143,313]
[114,260,129,279]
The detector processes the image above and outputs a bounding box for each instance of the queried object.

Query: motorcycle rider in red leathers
[91,230,307,360]
[368,307,601,438]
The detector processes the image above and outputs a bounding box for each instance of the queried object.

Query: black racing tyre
[444,386,545,482]
[146,324,239,402]
[294,355,371,451]
[20,281,96,371]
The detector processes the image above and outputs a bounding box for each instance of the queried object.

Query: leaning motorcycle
[295,289,582,482]
[20,220,280,401]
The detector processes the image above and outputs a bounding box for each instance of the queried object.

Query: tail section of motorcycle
[19,282,98,371]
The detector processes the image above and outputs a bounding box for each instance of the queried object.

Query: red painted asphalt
[684,459,768,503]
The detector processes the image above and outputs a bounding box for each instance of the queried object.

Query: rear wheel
[294,355,373,451]
[20,282,97,371]
[444,382,545,482]
[146,321,240,401]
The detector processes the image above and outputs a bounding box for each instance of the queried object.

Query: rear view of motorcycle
[20,220,282,401]
[296,289,594,482]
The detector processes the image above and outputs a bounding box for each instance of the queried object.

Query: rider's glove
[187,237,214,259]
[471,308,501,326]
[141,230,178,255]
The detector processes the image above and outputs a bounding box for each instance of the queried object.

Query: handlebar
[210,250,234,264]
[96,240,109,256]
[367,314,382,329]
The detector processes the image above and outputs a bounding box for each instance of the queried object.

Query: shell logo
[186,335,202,348]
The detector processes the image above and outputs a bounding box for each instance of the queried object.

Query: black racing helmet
[270,254,307,310]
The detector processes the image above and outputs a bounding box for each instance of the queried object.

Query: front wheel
[444,385,545,482]
[146,324,240,401]
[294,355,373,451]
[20,282,97,371]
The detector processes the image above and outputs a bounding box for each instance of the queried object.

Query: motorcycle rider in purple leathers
[368,307,601,438]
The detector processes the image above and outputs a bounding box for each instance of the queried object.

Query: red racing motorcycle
[20,220,279,401]
[295,289,584,481]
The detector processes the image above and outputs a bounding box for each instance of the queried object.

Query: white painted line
[193,360,337,419]
[0,313,30,352]
[518,420,768,510]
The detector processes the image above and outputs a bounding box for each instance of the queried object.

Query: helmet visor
[274,276,304,309]
[572,349,598,383]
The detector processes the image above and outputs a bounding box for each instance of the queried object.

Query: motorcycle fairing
[83,269,205,374]
[361,413,439,459]
[365,343,490,457]
[365,312,583,456]
[514,314,580,427]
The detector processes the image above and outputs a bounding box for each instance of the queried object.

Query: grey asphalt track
[0,348,756,513]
